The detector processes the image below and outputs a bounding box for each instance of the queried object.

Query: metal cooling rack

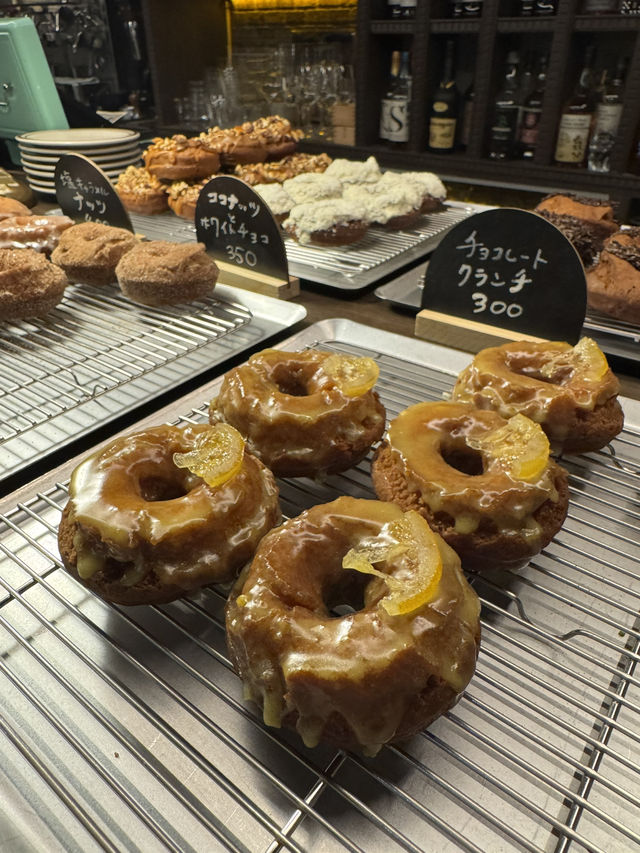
[0,283,305,484]
[0,320,639,853]
[129,202,485,292]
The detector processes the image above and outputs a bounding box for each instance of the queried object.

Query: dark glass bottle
[554,45,596,167]
[427,40,459,153]
[518,54,547,159]
[588,56,628,172]
[459,84,475,150]
[379,50,412,143]
[450,1,483,17]
[488,51,520,160]
[386,0,402,18]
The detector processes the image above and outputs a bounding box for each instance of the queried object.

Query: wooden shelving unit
[309,0,640,218]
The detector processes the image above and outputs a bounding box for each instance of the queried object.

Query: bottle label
[519,107,541,145]
[594,103,623,135]
[433,101,450,114]
[429,117,456,149]
[555,113,592,162]
[380,98,410,142]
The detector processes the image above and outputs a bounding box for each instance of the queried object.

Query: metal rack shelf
[0,321,638,852]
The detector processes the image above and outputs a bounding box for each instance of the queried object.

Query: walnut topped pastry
[143,133,222,182]
[115,166,169,215]
[234,152,332,185]
[201,115,304,167]
[166,176,217,221]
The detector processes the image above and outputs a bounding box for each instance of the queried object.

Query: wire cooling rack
[0,283,305,484]
[0,321,639,853]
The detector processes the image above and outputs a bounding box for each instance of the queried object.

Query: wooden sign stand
[215,259,300,300]
[415,308,547,352]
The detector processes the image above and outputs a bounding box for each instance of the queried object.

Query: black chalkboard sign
[54,153,133,232]
[195,175,289,282]
[422,208,587,343]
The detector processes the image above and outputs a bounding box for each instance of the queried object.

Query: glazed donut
[234,152,332,186]
[0,197,31,220]
[371,401,569,572]
[143,134,221,182]
[0,247,69,320]
[451,338,623,454]
[57,423,281,605]
[0,213,73,254]
[210,348,386,478]
[226,496,481,754]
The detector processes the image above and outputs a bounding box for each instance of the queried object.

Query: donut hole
[271,362,316,396]
[325,570,369,617]
[441,445,484,476]
[138,475,189,501]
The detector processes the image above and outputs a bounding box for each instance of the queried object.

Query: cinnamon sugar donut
[115,166,169,215]
[144,134,221,182]
[57,423,281,605]
[51,221,138,286]
[226,496,481,754]
[451,338,623,454]
[0,247,68,320]
[116,241,218,306]
[371,401,569,572]
[210,348,386,478]
[0,214,73,254]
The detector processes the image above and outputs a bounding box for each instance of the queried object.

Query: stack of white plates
[16,127,142,196]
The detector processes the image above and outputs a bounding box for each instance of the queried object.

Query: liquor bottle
[427,40,459,153]
[554,46,596,167]
[488,51,520,160]
[534,0,556,13]
[588,56,627,172]
[459,84,475,150]
[450,0,483,17]
[518,53,547,159]
[379,50,412,143]
[399,0,417,17]
[386,0,402,18]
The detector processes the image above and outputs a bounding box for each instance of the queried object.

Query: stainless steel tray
[0,320,639,852]
[375,264,640,364]
[0,282,305,484]
[130,202,487,292]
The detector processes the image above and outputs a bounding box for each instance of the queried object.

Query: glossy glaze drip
[226,497,480,754]
[387,401,558,534]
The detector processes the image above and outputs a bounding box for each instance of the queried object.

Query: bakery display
[586,227,640,325]
[116,241,219,306]
[234,152,332,185]
[0,247,69,320]
[226,496,481,754]
[210,348,386,478]
[57,423,281,605]
[0,213,73,254]
[143,133,221,182]
[371,401,569,572]
[115,166,169,215]
[451,338,624,454]
[51,221,138,286]
[535,193,619,265]
[283,199,369,246]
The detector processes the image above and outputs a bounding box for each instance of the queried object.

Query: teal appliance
[0,17,68,165]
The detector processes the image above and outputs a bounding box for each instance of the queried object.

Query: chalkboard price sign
[54,153,134,232]
[422,208,587,343]
[195,175,289,282]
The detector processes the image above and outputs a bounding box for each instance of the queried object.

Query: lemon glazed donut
[58,423,281,605]
[226,496,481,755]
[371,401,569,572]
[451,338,623,454]
[210,348,386,478]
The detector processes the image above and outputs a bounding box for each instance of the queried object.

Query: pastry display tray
[375,262,640,364]
[1,320,639,853]
[128,201,488,292]
[0,282,306,486]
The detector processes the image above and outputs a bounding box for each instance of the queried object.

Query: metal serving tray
[130,202,486,293]
[0,320,639,853]
[375,263,640,365]
[0,283,305,485]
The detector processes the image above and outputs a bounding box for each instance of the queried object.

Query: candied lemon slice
[342,510,443,616]
[540,337,608,383]
[323,353,380,397]
[468,413,549,481]
[173,424,244,487]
